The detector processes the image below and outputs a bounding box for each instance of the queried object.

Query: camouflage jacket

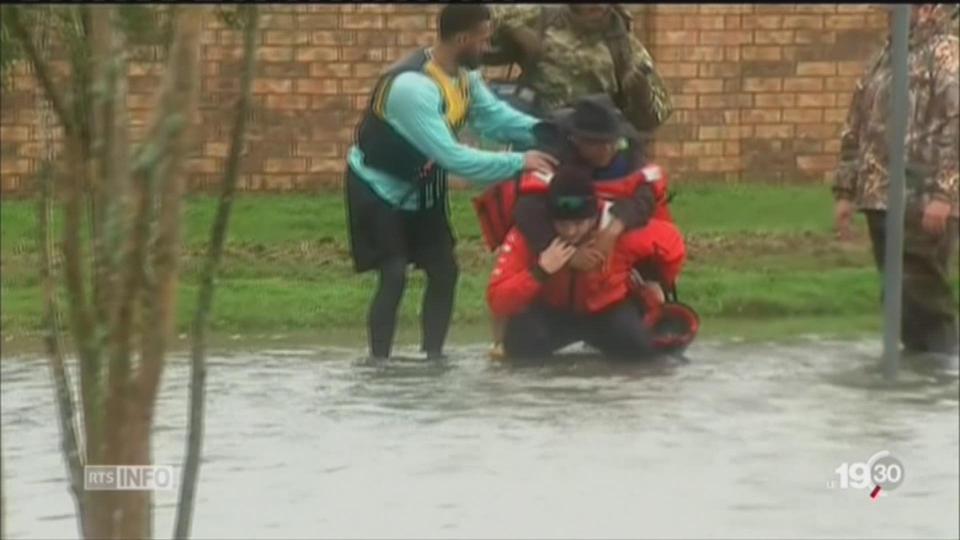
[490,5,672,133]
[833,7,959,217]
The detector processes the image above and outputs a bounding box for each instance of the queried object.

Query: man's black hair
[438,4,491,41]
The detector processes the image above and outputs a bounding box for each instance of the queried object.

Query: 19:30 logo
[830,450,905,497]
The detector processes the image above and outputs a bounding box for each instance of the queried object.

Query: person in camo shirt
[486,4,673,138]
[833,4,959,357]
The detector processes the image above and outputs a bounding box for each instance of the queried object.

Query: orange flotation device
[646,302,700,352]
[472,164,672,252]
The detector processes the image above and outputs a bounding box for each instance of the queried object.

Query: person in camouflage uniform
[486,4,672,137]
[833,4,959,355]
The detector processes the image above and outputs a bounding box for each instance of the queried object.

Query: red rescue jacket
[473,164,673,252]
[487,217,686,318]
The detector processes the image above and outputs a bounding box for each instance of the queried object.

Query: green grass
[670,182,837,234]
[0,184,843,254]
[1,183,956,346]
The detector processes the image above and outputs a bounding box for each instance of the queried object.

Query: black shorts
[345,167,455,273]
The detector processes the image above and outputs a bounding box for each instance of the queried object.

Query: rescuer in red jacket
[487,165,690,360]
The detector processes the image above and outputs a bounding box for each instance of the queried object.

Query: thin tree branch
[88,5,111,332]
[38,161,89,540]
[7,2,99,466]
[174,6,258,538]
[102,9,203,538]
[13,3,103,466]
[111,6,185,378]
[102,7,131,336]
[61,133,104,468]
[1,446,4,540]
[6,6,76,136]
[137,5,204,403]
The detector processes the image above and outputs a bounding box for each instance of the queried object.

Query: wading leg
[368,258,408,359]
[420,247,459,358]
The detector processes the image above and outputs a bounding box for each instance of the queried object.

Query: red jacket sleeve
[487,228,544,317]
[620,218,686,286]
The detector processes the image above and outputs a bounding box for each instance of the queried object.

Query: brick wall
[0,4,889,195]
[646,4,888,183]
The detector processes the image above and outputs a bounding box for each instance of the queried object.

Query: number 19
[835,462,870,489]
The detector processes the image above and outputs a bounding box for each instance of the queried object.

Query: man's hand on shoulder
[523,150,558,173]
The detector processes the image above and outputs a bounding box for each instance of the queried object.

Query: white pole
[882,4,910,381]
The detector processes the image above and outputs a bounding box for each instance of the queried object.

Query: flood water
[2,338,958,539]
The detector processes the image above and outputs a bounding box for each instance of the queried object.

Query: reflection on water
[2,339,958,539]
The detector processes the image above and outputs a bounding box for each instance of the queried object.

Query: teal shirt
[347,69,539,210]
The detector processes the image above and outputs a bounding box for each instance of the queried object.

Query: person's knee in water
[583,300,654,359]
[502,304,571,360]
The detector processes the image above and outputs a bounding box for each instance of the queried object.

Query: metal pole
[882,4,910,381]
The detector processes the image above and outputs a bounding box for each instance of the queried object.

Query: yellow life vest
[423,58,471,132]
[371,49,471,133]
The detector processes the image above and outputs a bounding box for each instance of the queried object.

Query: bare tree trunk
[174,6,258,538]
[85,8,136,539]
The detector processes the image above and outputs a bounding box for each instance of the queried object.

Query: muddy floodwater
[2,338,958,539]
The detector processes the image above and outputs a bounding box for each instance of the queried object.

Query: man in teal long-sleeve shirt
[345,4,558,360]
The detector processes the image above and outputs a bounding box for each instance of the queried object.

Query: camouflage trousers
[864,210,960,354]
